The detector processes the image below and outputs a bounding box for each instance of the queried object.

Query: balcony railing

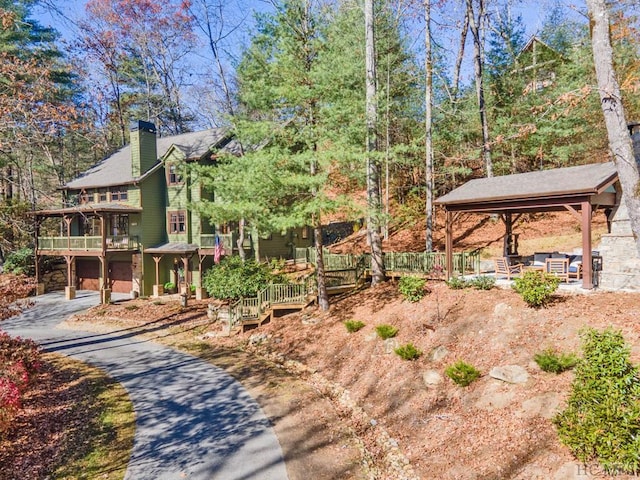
[199,233,235,252]
[37,235,140,252]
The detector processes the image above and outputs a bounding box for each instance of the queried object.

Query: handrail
[37,235,140,251]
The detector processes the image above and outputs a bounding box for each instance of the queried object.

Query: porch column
[64,255,75,300]
[152,255,163,297]
[445,210,454,279]
[100,215,106,253]
[582,201,593,289]
[99,255,110,304]
[182,256,190,296]
[64,216,72,250]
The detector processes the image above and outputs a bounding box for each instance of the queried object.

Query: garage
[109,261,132,293]
[76,259,100,291]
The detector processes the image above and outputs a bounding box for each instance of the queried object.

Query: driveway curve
[2,291,288,480]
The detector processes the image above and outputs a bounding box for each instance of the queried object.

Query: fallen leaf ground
[3,210,638,479]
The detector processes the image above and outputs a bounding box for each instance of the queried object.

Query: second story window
[167,164,183,185]
[169,211,187,234]
[111,188,128,202]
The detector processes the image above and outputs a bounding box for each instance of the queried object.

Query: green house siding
[139,168,168,296]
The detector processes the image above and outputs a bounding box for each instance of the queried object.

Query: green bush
[445,361,481,387]
[344,320,365,333]
[398,276,427,302]
[3,248,34,276]
[469,275,495,290]
[534,348,578,373]
[163,282,175,291]
[554,328,640,474]
[394,343,422,361]
[375,324,398,340]
[202,256,287,301]
[512,271,560,307]
[446,276,469,290]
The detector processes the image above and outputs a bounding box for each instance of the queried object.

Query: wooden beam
[64,255,74,287]
[153,255,163,286]
[564,205,581,221]
[581,201,593,289]
[445,210,454,278]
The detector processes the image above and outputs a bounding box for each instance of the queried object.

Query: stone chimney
[597,122,640,291]
[130,120,157,178]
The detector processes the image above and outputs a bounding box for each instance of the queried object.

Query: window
[98,189,107,202]
[167,164,183,185]
[110,214,129,236]
[110,188,128,201]
[168,211,187,234]
[302,226,309,239]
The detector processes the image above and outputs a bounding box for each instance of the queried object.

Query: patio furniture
[494,257,524,279]
[545,257,570,282]
[568,255,582,280]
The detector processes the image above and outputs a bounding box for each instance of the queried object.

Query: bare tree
[466,0,493,177]
[425,0,434,251]
[586,0,640,255]
[365,0,386,284]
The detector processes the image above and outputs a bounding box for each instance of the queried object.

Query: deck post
[582,201,593,289]
[445,210,453,279]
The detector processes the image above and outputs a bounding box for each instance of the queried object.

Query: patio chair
[545,257,570,282]
[493,257,524,280]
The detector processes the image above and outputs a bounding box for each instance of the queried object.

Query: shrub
[124,305,139,311]
[375,324,398,340]
[512,271,560,307]
[554,328,640,474]
[163,282,175,291]
[534,348,578,373]
[445,361,481,387]
[395,343,422,361]
[398,276,428,302]
[3,248,34,276]
[344,320,365,333]
[202,256,288,301]
[446,276,469,290]
[470,275,496,290]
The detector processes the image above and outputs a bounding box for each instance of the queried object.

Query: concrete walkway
[2,291,288,480]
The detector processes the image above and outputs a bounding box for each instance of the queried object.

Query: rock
[248,333,269,345]
[301,315,321,325]
[384,338,399,354]
[519,392,561,419]
[489,365,529,384]
[364,331,378,342]
[472,382,516,410]
[422,370,443,387]
[429,345,449,362]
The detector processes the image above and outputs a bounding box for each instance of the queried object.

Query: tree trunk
[466,0,493,178]
[365,0,385,284]
[236,217,246,261]
[425,0,434,252]
[452,9,469,106]
[586,0,640,255]
[314,221,329,311]
[251,226,260,262]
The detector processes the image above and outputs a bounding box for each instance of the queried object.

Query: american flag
[214,235,225,264]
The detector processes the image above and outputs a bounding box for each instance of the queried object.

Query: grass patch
[50,354,135,480]
[375,324,399,340]
[344,320,366,333]
[534,348,578,373]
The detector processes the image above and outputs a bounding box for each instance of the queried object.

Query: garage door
[109,261,132,293]
[77,259,100,291]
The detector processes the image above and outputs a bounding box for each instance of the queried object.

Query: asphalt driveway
[2,291,288,480]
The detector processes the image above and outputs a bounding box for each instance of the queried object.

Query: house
[514,36,564,95]
[34,121,313,301]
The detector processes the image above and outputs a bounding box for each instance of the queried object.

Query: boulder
[489,365,529,384]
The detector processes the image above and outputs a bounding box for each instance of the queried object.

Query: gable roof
[65,128,242,190]
[435,162,618,211]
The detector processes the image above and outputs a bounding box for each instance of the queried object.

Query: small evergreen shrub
[163,282,175,291]
[446,276,469,290]
[398,276,427,302]
[470,276,495,290]
[395,343,422,360]
[203,256,288,300]
[375,324,398,340]
[445,360,481,387]
[534,348,578,373]
[512,271,560,307]
[554,328,640,474]
[344,320,365,333]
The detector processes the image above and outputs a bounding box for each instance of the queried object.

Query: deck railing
[199,233,235,252]
[37,235,140,251]
[303,248,480,277]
